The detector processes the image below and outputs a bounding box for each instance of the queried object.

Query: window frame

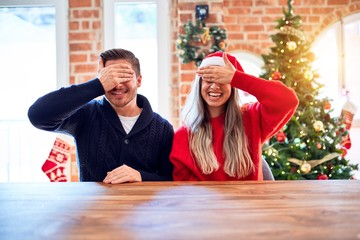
[103,0,171,119]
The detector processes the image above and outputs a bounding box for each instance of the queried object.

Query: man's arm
[28,79,105,133]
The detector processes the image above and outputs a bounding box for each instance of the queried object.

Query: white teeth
[209,93,221,97]
[112,89,127,94]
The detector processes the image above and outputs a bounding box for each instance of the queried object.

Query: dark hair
[100,48,141,76]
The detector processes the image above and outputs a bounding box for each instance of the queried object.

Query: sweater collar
[102,94,154,136]
[210,112,226,123]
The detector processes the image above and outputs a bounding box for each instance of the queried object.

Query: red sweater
[170,71,299,181]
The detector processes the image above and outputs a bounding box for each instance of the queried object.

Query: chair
[262,158,275,180]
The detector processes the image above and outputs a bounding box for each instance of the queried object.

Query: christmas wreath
[176,19,227,67]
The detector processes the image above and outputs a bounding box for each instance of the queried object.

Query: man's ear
[137,75,142,87]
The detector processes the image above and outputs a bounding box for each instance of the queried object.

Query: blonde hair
[182,76,254,178]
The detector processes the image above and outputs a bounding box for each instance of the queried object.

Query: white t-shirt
[118,114,140,134]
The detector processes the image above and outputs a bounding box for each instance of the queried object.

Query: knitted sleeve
[231,71,299,142]
[28,78,105,135]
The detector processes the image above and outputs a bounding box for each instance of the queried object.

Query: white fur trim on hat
[199,56,225,68]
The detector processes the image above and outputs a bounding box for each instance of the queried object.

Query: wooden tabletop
[1,181,360,240]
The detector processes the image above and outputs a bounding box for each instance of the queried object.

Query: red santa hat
[199,51,244,72]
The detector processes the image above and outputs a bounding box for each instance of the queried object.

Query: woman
[170,51,299,181]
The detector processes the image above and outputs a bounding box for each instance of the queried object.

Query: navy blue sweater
[28,79,174,182]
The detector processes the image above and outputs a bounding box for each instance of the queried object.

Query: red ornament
[317,173,329,180]
[272,71,282,80]
[290,166,297,173]
[324,101,331,110]
[275,131,286,142]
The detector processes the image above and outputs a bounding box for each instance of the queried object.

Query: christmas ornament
[290,166,297,173]
[279,26,305,40]
[275,131,286,142]
[176,19,227,67]
[313,120,324,132]
[201,27,211,44]
[288,153,341,174]
[218,41,226,49]
[317,173,329,180]
[340,99,358,149]
[300,162,311,174]
[42,137,71,182]
[341,134,351,149]
[286,41,297,51]
[299,142,306,149]
[272,71,282,80]
[341,99,358,130]
[304,70,313,80]
[324,101,331,110]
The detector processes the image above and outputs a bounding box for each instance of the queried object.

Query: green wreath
[176,19,227,67]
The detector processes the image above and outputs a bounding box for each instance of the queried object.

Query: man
[28,48,174,183]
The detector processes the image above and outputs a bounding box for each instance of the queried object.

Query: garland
[176,20,227,67]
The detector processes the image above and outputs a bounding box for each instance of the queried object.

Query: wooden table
[1,181,360,240]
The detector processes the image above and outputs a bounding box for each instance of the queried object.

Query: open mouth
[208,92,222,99]
[111,89,128,95]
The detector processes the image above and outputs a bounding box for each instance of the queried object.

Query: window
[0,0,68,182]
[104,0,171,119]
[312,13,360,124]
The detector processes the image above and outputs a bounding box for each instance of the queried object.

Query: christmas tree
[260,0,358,180]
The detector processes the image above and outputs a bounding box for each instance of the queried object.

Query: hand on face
[103,164,142,184]
[97,57,135,92]
[196,52,236,84]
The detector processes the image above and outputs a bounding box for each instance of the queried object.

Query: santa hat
[199,51,244,72]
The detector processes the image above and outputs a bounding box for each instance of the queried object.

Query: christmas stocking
[42,137,71,182]
[340,100,358,149]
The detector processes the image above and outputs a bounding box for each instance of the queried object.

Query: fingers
[196,66,226,83]
[197,53,236,84]
[104,68,134,82]
[223,52,231,66]
[98,64,135,91]
[103,165,142,184]
[196,66,217,77]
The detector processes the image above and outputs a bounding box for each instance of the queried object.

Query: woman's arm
[232,71,299,142]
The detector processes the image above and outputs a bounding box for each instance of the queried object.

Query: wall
[68,0,102,85]
[66,0,360,127]
[171,0,360,127]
